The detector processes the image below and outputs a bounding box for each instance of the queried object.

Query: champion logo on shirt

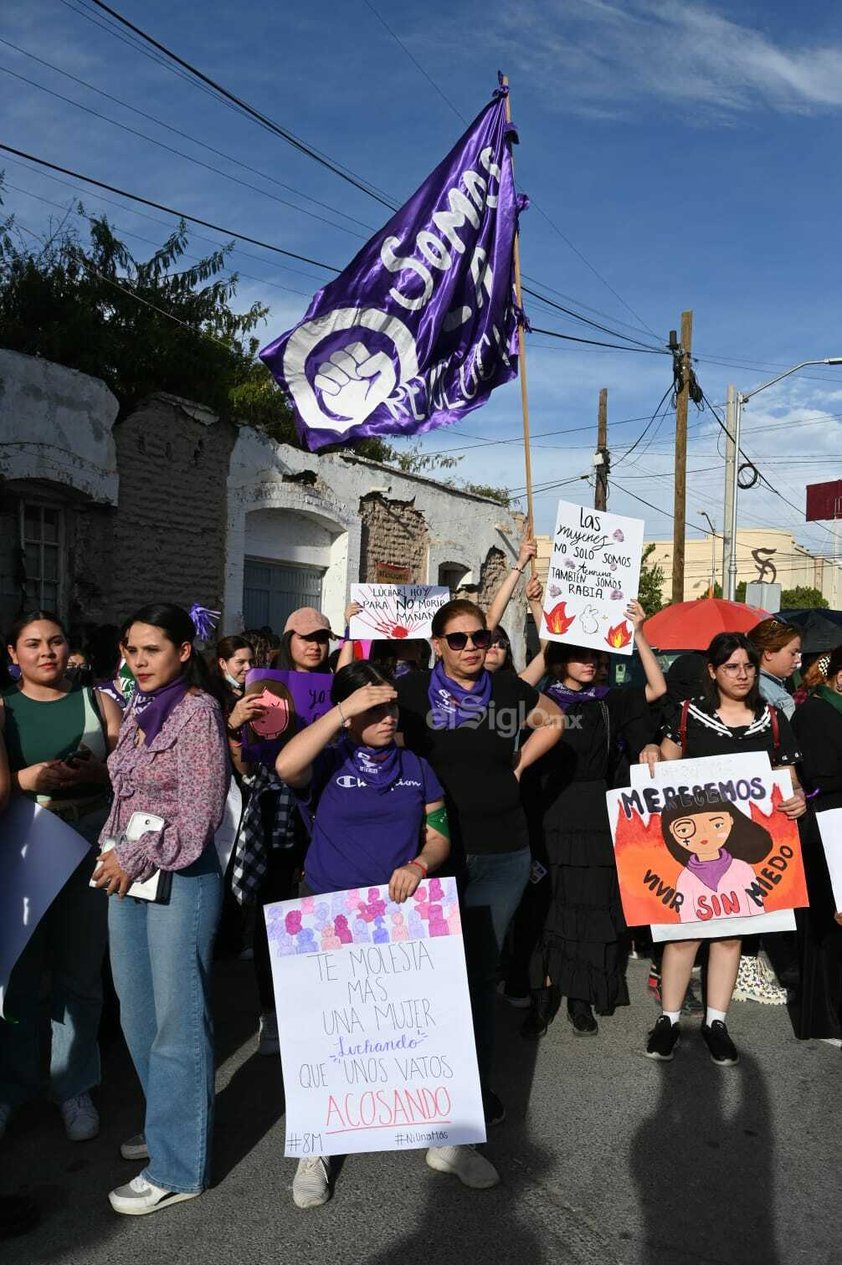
[335,774,421,791]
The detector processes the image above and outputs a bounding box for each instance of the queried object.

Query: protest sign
[240,668,334,764]
[816,809,842,912]
[0,798,91,1018]
[265,878,485,1157]
[349,584,449,641]
[542,500,645,655]
[607,753,808,941]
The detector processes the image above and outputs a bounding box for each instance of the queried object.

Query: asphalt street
[4,954,841,1265]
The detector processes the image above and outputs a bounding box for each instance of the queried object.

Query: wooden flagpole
[501,74,536,555]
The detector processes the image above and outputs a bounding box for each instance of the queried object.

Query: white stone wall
[0,348,119,503]
[225,429,526,663]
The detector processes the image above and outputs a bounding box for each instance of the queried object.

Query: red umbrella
[643,597,772,650]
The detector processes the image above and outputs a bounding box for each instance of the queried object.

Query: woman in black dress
[791,645,842,1037]
[647,633,805,1066]
[521,639,658,1039]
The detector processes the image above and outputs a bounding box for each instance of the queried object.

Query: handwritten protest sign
[1,798,91,1018]
[816,809,842,912]
[542,500,644,655]
[608,753,808,942]
[240,668,334,764]
[265,878,485,1157]
[349,584,449,641]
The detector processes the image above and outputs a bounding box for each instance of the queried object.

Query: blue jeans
[462,847,531,1091]
[109,854,222,1194]
[0,838,107,1107]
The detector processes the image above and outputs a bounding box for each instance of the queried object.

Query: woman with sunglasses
[396,599,563,1136]
[646,633,805,1067]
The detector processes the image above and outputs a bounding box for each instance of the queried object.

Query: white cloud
[498,0,842,120]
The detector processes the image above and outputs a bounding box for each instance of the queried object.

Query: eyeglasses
[719,662,757,677]
[442,629,493,651]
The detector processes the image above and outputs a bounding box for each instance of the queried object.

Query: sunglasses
[442,629,493,651]
[488,636,510,650]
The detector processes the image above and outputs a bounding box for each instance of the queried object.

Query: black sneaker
[645,1015,680,1061]
[701,1020,739,1066]
[567,1000,598,1037]
[482,1088,506,1127]
[520,986,560,1041]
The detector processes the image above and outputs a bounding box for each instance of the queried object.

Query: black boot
[567,998,598,1036]
[520,985,561,1040]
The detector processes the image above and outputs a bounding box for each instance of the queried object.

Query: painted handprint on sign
[313,341,397,423]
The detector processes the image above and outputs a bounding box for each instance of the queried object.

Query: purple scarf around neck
[544,680,610,710]
[343,739,402,795]
[134,675,189,744]
[686,849,733,892]
[428,658,492,729]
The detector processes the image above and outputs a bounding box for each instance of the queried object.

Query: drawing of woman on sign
[661,799,773,924]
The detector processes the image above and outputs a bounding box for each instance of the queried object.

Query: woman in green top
[0,611,121,1145]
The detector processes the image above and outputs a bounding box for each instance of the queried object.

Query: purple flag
[259,91,521,451]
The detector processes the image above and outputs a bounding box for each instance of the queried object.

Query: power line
[529,326,667,354]
[0,142,343,273]
[0,40,376,233]
[78,0,398,210]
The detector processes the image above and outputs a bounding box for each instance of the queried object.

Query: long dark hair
[7,609,68,648]
[121,603,211,693]
[703,633,762,711]
[331,660,393,704]
[661,797,773,868]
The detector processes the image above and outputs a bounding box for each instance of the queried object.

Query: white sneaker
[292,1156,331,1209]
[0,1102,13,1142]
[120,1132,150,1161]
[425,1145,500,1189]
[60,1092,100,1142]
[732,955,787,1005]
[108,1174,200,1216]
[258,1012,280,1056]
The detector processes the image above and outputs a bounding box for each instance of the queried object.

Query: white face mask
[224,670,243,692]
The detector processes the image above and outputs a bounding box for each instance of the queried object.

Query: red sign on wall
[806,480,842,522]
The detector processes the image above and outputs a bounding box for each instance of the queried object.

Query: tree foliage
[638,542,665,615]
[780,585,829,610]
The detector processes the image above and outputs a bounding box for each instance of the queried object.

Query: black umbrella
[773,608,842,653]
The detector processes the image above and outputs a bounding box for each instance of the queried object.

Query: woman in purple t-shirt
[277,661,499,1209]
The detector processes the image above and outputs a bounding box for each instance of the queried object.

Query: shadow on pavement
[631,1048,778,1265]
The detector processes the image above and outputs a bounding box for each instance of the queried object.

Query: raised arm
[486,536,537,631]
[275,682,398,789]
[626,600,667,702]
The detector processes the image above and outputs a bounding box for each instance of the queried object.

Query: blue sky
[2,0,842,584]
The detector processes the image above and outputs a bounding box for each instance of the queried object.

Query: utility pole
[721,384,737,598]
[671,311,693,604]
[594,387,609,511]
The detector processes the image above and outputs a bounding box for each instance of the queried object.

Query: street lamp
[722,357,842,600]
[699,510,717,596]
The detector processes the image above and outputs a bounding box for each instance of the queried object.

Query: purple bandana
[343,739,402,795]
[428,658,492,729]
[544,681,610,710]
[133,676,188,744]
[686,849,733,892]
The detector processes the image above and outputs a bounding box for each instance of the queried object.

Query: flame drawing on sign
[544,602,576,636]
[605,621,632,649]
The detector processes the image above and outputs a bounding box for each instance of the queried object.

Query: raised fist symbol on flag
[313,341,397,422]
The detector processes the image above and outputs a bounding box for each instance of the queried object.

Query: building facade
[0,350,527,658]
